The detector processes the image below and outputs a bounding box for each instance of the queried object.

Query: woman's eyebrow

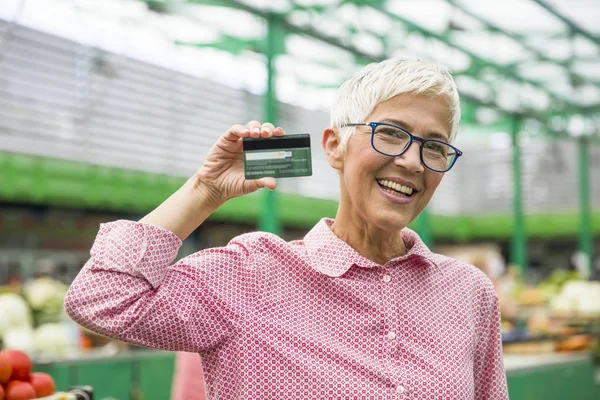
[380,118,449,141]
[425,132,450,142]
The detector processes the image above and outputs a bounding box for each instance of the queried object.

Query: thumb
[244,177,277,193]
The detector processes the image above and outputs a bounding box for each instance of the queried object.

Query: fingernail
[253,127,260,134]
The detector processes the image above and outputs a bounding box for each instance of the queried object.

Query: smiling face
[323,93,452,234]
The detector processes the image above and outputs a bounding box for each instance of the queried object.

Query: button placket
[381,268,400,349]
[380,265,403,390]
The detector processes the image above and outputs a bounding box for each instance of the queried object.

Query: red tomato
[29,372,55,397]
[4,381,36,400]
[0,352,31,382]
[0,353,12,384]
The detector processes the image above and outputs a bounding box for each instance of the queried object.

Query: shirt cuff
[89,220,183,288]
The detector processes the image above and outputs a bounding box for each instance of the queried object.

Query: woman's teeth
[377,179,414,196]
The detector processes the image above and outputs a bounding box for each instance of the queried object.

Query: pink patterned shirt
[65,218,508,399]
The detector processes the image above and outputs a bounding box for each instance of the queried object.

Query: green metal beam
[3,151,600,239]
[531,0,600,46]
[182,0,243,7]
[447,0,600,90]
[197,0,371,63]
[578,137,593,275]
[358,1,582,113]
[176,37,264,55]
[145,0,237,10]
[510,117,528,275]
[214,0,586,133]
[159,1,499,116]
[143,0,599,136]
[414,209,432,248]
[511,31,590,41]
[442,29,568,41]
[258,14,281,235]
[288,1,329,14]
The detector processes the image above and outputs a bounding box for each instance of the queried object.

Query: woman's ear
[322,128,344,171]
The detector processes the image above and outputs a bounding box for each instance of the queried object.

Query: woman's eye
[380,129,402,137]
[427,143,448,155]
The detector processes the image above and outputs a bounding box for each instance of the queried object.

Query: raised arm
[64,121,284,351]
[140,121,284,241]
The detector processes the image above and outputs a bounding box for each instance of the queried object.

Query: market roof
[2,0,599,137]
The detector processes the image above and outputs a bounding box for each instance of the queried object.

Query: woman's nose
[393,141,424,173]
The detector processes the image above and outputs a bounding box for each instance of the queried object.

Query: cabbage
[23,277,68,311]
[550,281,600,316]
[0,293,33,338]
[3,327,35,354]
[35,323,75,359]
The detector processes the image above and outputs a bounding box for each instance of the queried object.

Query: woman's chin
[369,211,412,233]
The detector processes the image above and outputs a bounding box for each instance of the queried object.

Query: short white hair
[330,58,461,149]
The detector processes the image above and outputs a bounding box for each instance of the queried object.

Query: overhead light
[566,114,593,137]
[475,107,499,125]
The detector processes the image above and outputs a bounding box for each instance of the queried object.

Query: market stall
[18,349,599,400]
[1,284,599,400]
[0,275,99,399]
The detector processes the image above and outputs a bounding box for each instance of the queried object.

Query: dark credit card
[243,134,312,179]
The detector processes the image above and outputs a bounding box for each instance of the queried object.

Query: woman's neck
[329,215,407,266]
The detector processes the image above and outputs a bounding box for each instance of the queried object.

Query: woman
[64,58,508,399]
[171,351,206,400]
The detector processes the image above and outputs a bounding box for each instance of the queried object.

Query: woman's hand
[140,121,283,240]
[196,120,285,205]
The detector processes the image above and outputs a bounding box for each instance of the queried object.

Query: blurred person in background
[592,256,600,281]
[32,258,56,279]
[170,352,206,400]
[3,262,23,289]
[64,58,508,399]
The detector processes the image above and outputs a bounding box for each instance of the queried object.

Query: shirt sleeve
[473,279,509,400]
[64,220,256,352]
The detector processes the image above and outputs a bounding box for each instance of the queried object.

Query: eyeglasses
[341,122,463,172]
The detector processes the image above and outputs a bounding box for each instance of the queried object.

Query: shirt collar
[304,218,440,277]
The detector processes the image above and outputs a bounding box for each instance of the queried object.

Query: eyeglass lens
[372,124,457,171]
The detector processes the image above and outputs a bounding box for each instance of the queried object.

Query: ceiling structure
[144,0,600,138]
[2,0,599,138]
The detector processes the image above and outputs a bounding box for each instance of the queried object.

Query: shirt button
[387,331,397,340]
[382,274,392,283]
[396,385,405,394]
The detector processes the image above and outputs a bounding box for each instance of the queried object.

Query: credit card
[243,134,312,179]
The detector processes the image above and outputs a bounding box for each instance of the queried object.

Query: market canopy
[3,0,598,137]
[0,0,597,270]
[143,0,600,137]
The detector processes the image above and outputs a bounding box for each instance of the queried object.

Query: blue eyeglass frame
[341,122,463,173]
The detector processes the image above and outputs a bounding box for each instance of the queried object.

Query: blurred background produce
[1,0,599,399]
